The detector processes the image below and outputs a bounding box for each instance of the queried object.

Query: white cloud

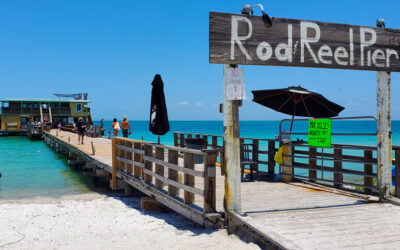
[178,101,188,106]
[195,102,204,107]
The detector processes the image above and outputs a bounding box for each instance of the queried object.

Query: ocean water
[98,120,400,147]
[1,120,399,199]
[0,136,96,199]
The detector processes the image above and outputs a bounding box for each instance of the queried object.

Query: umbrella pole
[290,102,297,133]
[158,135,160,144]
[290,113,295,132]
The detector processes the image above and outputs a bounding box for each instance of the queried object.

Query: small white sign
[225,68,246,100]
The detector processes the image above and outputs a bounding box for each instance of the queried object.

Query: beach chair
[240,143,259,181]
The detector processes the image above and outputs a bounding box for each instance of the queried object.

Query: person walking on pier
[108,118,120,138]
[120,115,131,138]
[75,118,86,145]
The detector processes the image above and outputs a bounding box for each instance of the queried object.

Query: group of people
[108,115,131,138]
[74,116,131,145]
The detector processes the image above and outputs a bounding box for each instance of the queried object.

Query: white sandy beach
[0,194,260,250]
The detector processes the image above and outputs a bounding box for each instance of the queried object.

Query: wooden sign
[209,12,400,71]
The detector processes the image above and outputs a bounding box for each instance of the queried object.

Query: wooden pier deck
[45,130,400,249]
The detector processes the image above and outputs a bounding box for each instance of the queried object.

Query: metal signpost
[211,12,398,228]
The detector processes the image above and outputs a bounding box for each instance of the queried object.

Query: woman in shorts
[109,118,120,138]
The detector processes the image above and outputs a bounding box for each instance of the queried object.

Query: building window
[76,103,82,112]
[3,102,9,108]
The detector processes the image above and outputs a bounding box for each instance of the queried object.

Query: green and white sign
[308,119,332,148]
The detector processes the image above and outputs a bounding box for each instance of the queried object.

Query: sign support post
[377,70,392,200]
[223,64,241,233]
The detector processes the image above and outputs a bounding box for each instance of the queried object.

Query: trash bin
[185,138,206,164]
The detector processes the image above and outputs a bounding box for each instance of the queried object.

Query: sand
[0,195,260,250]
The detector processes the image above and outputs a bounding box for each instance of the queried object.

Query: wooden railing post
[180,133,185,148]
[268,140,276,174]
[111,138,117,190]
[203,150,217,213]
[202,135,208,149]
[364,150,373,194]
[252,139,259,175]
[212,136,218,149]
[334,147,343,189]
[126,141,133,174]
[168,149,179,196]
[309,147,317,182]
[282,145,293,182]
[133,142,142,178]
[183,152,195,203]
[173,132,179,147]
[144,144,153,183]
[395,149,400,198]
[155,146,164,188]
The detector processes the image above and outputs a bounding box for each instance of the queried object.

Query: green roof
[0,98,90,103]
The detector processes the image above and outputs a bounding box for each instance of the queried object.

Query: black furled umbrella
[149,74,170,138]
[252,86,344,131]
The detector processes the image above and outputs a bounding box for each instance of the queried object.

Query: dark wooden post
[183,152,195,203]
[203,150,217,213]
[212,136,218,149]
[268,140,276,174]
[395,149,400,198]
[334,147,343,189]
[155,146,164,188]
[168,149,179,196]
[252,139,259,176]
[173,132,179,147]
[364,150,373,194]
[202,135,208,149]
[180,133,185,148]
[309,147,317,182]
[144,144,153,183]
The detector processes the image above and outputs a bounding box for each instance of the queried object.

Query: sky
[1,0,400,120]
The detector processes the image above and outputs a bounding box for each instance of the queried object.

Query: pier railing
[112,137,218,213]
[173,131,277,175]
[173,131,400,198]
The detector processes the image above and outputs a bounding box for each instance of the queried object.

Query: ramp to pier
[45,130,400,249]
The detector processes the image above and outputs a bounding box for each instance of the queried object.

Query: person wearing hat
[75,117,87,145]
[120,115,131,138]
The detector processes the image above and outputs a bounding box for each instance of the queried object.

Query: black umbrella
[149,74,170,138]
[252,86,344,131]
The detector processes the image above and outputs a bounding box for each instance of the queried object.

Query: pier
[44,129,400,249]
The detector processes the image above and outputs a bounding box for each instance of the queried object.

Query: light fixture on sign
[241,4,272,28]
[376,18,385,28]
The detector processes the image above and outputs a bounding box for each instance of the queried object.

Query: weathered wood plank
[184,152,195,203]
[168,149,179,196]
[333,147,343,189]
[268,140,275,174]
[142,168,204,196]
[134,142,143,178]
[144,144,153,183]
[143,155,204,178]
[204,153,217,213]
[309,147,317,182]
[155,147,164,188]
[364,150,373,193]
[210,12,400,71]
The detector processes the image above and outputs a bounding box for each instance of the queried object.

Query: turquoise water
[1,120,399,199]
[98,120,400,146]
[0,136,95,199]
